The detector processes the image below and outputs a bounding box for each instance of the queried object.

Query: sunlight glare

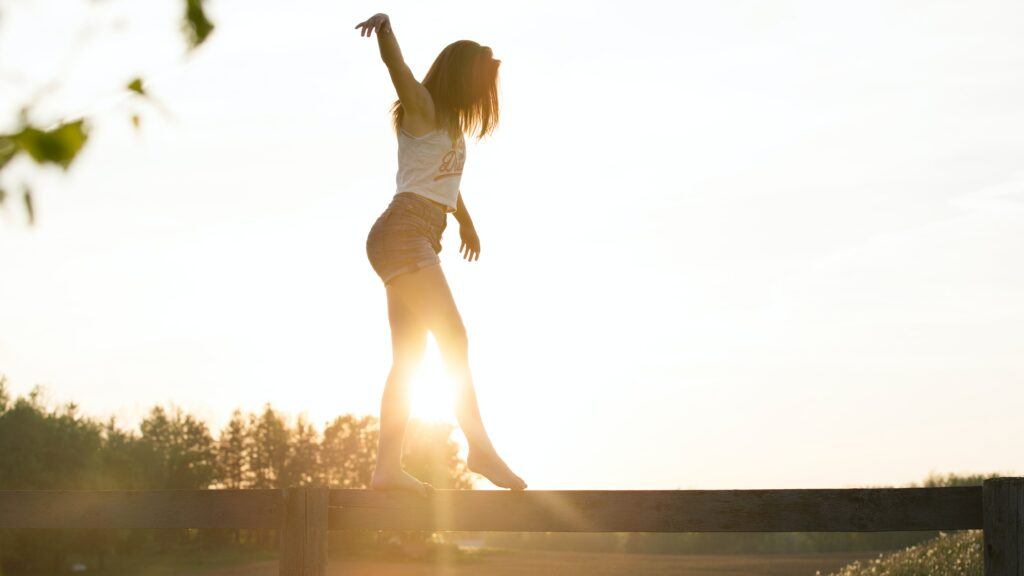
[409,336,457,423]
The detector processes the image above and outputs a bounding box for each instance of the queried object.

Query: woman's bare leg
[370,285,432,497]
[388,263,526,490]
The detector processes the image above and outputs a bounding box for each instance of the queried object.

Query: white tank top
[395,127,465,213]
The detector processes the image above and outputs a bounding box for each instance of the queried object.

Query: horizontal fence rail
[0,488,283,529]
[0,478,1020,576]
[329,487,983,533]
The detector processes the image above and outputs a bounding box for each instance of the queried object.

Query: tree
[246,404,292,489]
[0,385,104,490]
[287,414,322,486]
[0,376,10,412]
[321,414,379,488]
[0,384,108,571]
[216,409,250,489]
[137,405,217,489]
[98,416,145,489]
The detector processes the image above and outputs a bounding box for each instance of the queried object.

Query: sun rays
[409,336,458,423]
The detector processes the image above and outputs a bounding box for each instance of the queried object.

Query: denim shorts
[366,192,448,285]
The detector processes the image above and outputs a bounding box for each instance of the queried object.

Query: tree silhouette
[138,405,217,489]
[321,414,379,489]
[246,404,291,489]
[216,409,249,489]
[0,378,476,570]
[287,414,322,486]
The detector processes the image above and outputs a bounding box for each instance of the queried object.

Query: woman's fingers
[457,233,480,261]
[354,20,378,37]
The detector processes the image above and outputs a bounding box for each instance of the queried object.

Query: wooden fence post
[280,486,328,576]
[305,486,329,576]
[280,488,305,576]
[984,477,1024,576]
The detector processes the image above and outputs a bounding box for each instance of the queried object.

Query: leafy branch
[0,0,216,224]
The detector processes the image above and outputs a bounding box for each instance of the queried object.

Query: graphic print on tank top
[434,136,465,181]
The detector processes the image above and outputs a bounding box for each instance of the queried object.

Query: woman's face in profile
[468,45,499,99]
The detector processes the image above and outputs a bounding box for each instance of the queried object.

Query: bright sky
[1,0,1022,490]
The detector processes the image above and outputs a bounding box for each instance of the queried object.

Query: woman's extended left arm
[455,191,480,262]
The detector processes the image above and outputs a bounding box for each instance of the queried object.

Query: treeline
[0,378,470,573]
[0,378,1005,571]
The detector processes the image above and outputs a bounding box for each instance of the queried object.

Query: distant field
[188,550,876,576]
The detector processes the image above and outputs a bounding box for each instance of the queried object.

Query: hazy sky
[1,0,1022,490]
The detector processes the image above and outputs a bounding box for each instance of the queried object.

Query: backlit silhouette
[355,12,526,496]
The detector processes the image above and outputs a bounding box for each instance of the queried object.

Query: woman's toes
[467,451,527,490]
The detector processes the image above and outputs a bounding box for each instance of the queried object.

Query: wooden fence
[1,477,1021,575]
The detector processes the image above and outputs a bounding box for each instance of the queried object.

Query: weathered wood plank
[984,478,1024,576]
[280,487,329,576]
[305,487,329,576]
[0,489,282,529]
[280,488,305,576]
[329,488,982,533]
[0,485,991,534]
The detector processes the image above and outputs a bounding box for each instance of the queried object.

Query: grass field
[179,549,877,576]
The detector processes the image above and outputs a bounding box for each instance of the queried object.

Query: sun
[408,336,457,423]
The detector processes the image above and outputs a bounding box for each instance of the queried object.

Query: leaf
[23,186,34,225]
[12,120,89,170]
[182,0,215,49]
[0,136,15,171]
[127,77,146,96]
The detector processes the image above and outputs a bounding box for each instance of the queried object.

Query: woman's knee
[394,341,425,365]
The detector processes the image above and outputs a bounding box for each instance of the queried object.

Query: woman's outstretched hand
[354,13,391,37]
[460,224,481,262]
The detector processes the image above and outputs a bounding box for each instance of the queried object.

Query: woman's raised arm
[354,13,432,120]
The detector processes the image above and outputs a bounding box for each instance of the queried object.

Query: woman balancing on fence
[355,13,527,496]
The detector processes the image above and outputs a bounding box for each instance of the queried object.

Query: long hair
[391,40,501,141]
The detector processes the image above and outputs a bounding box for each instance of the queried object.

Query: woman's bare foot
[371,468,432,497]
[468,449,527,490]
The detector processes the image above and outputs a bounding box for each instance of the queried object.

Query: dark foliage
[0,377,471,573]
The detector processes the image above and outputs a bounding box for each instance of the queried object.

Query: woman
[355,13,526,495]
